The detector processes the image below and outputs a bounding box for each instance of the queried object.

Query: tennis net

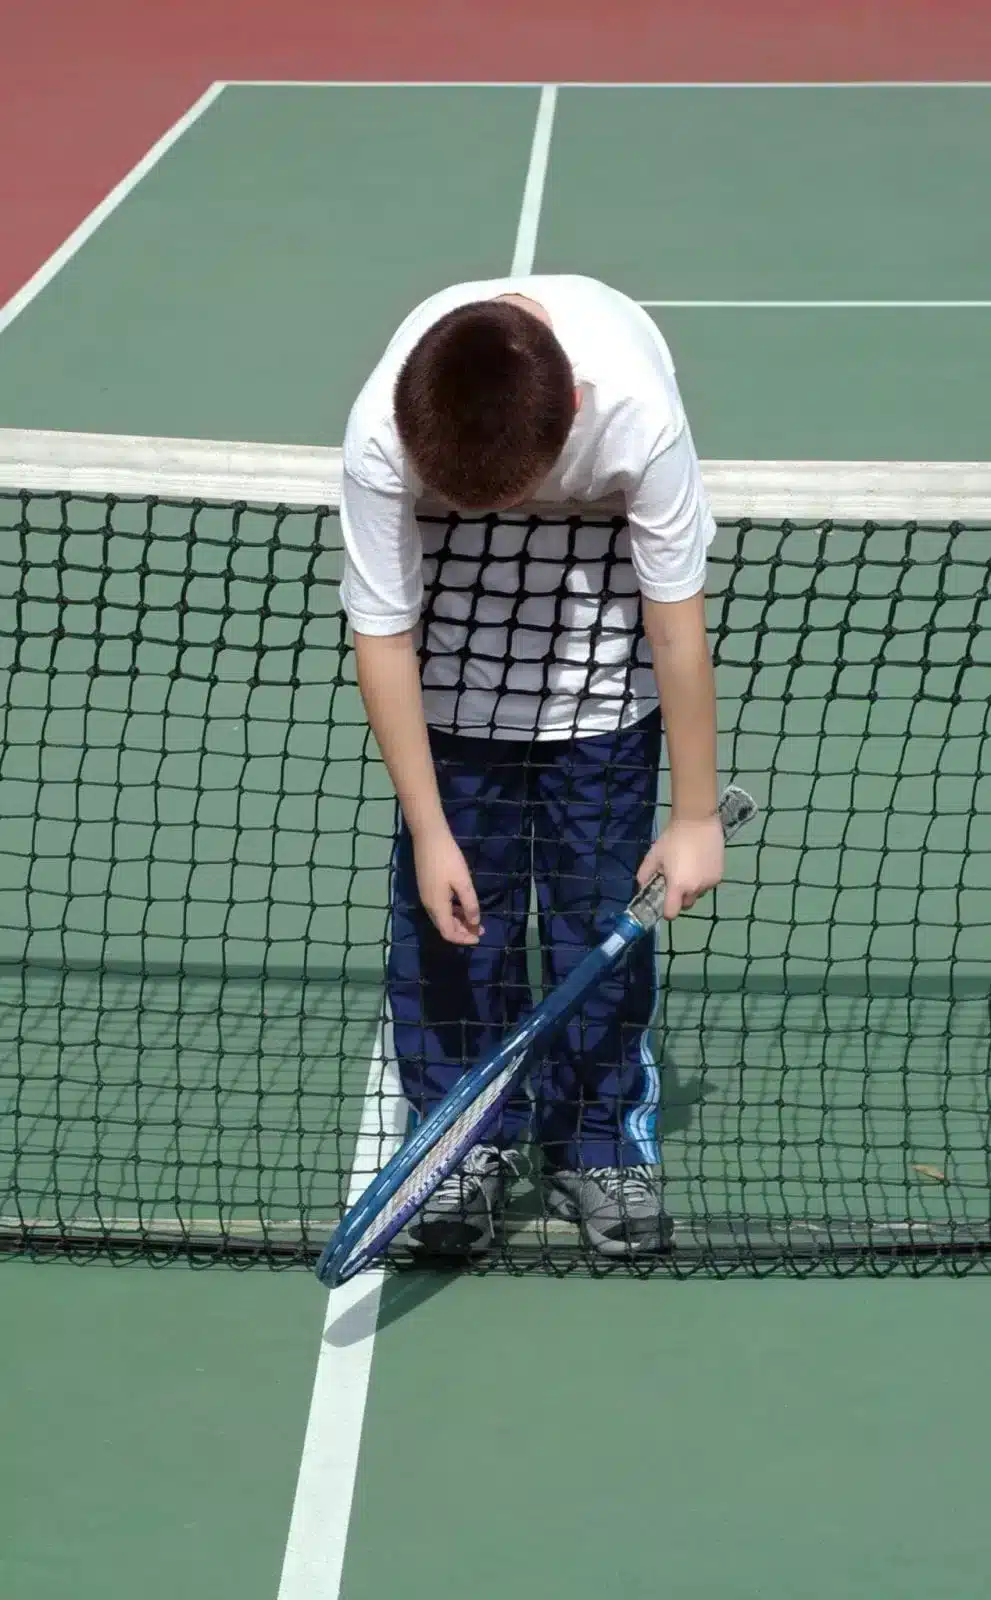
[1,428,990,1275]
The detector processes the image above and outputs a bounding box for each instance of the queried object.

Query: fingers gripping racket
[316,784,758,1287]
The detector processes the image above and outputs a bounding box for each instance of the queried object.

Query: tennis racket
[316,783,758,1287]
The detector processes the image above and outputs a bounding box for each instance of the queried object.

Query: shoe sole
[543,1186,674,1257]
[406,1217,494,1257]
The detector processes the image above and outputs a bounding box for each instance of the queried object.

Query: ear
[573,386,583,414]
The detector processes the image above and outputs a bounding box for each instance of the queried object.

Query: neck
[495,292,552,327]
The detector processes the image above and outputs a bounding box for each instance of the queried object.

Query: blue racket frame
[316,784,758,1287]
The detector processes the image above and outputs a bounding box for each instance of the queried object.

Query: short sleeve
[627,423,716,604]
[339,469,424,635]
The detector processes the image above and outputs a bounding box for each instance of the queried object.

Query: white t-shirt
[339,275,715,740]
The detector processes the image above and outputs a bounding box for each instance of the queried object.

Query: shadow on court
[658,1045,702,1136]
[324,1268,462,1346]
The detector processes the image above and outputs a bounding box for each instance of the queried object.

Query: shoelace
[585,1165,656,1205]
[433,1144,525,1204]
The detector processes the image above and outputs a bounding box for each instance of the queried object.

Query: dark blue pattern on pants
[388,710,663,1170]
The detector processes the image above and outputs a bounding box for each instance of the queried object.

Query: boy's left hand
[636,814,725,920]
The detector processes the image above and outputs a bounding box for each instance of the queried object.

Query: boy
[340,276,722,1257]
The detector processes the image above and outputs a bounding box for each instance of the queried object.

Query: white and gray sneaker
[406,1143,517,1257]
[544,1165,673,1256]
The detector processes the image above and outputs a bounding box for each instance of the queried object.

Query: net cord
[2,427,991,521]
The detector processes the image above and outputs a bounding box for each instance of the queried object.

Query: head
[393,299,576,511]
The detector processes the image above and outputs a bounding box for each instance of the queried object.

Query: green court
[2,83,991,1600]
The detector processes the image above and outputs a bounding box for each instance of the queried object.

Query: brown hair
[393,300,575,509]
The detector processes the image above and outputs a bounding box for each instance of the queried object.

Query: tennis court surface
[3,18,991,1599]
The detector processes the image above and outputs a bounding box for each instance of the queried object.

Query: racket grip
[626,873,670,930]
[626,784,758,931]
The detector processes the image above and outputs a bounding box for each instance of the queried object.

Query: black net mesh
[1,480,989,1275]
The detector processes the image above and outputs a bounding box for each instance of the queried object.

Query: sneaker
[406,1143,516,1257]
[543,1165,674,1257]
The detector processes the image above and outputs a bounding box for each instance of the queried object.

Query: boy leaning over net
[339,276,722,1257]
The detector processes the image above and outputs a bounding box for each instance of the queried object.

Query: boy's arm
[625,413,723,918]
[353,629,482,946]
[639,592,724,918]
[340,468,482,946]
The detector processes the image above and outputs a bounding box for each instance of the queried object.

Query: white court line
[225,79,991,89]
[640,299,991,309]
[0,83,226,338]
[510,86,558,275]
[276,1017,407,1600]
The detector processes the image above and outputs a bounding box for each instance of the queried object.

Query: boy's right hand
[413,824,483,946]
